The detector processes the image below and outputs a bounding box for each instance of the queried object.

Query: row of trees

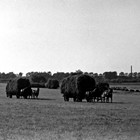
[0,70,140,83]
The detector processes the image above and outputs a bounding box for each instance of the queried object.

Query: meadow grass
[0,83,140,140]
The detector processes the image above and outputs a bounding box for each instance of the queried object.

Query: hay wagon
[61,74,96,102]
[6,77,32,99]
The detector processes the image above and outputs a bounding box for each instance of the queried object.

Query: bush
[45,79,59,89]
[31,83,45,88]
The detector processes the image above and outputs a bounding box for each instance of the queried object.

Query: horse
[91,87,105,102]
[20,86,32,99]
[102,88,113,103]
[32,88,40,99]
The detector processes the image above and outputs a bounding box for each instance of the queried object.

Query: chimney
[131,65,132,77]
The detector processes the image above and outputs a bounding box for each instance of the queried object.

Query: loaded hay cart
[6,77,32,99]
[61,74,96,102]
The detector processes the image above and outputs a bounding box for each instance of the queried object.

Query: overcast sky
[0,0,140,75]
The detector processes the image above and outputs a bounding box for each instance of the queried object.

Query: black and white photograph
[0,0,140,139]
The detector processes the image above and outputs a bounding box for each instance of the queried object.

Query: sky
[0,0,140,75]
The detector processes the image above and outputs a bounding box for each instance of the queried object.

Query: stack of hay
[6,77,31,99]
[61,74,96,102]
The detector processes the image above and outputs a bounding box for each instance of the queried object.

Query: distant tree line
[0,72,17,82]
[1,70,140,83]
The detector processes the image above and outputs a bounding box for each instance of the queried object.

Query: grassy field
[0,83,140,140]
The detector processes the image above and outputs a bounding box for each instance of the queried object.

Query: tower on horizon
[131,65,132,77]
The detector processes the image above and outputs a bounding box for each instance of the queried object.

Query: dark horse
[20,86,32,99]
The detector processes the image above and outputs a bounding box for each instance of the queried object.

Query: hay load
[61,74,96,102]
[6,77,32,99]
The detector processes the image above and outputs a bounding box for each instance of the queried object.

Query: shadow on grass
[110,101,131,104]
[28,98,56,101]
[38,98,56,101]
[86,101,131,104]
[67,101,130,104]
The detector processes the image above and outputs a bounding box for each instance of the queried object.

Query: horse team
[86,87,113,103]
[20,87,40,99]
